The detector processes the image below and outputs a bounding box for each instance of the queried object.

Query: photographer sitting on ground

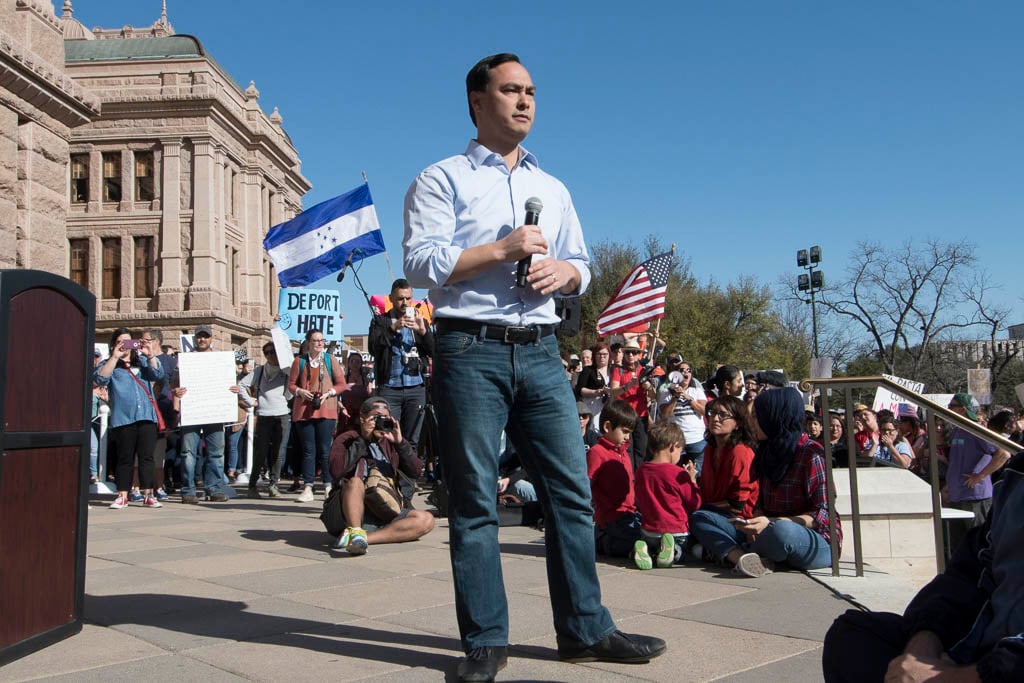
[323,398,434,555]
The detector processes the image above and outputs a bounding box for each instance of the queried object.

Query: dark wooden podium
[0,270,95,665]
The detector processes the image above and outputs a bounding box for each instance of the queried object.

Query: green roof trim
[65,35,205,62]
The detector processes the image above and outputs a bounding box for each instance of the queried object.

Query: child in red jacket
[587,399,641,557]
[634,422,702,569]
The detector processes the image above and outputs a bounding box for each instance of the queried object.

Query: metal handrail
[800,375,1017,577]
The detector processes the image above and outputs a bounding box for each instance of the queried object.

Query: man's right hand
[497,225,548,262]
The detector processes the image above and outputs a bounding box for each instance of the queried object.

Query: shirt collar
[465,139,538,170]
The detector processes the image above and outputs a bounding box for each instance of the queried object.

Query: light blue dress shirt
[403,140,591,326]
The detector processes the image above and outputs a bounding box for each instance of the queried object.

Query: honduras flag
[264,183,385,287]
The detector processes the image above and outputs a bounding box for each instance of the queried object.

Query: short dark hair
[304,328,323,342]
[647,421,683,455]
[600,399,637,432]
[466,53,520,125]
[360,397,389,416]
[391,278,411,293]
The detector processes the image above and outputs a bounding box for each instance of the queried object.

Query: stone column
[155,138,185,312]
[213,146,226,293]
[0,106,17,270]
[87,148,101,214]
[240,169,264,321]
[119,148,132,212]
[187,137,219,310]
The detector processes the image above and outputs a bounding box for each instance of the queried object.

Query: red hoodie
[587,436,636,527]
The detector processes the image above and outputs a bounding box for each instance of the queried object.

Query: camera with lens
[404,347,422,376]
[310,392,323,410]
[374,415,395,432]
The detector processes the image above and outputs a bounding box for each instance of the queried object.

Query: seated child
[587,399,641,557]
[634,421,702,569]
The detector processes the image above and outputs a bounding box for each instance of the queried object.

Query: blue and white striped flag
[263,183,386,287]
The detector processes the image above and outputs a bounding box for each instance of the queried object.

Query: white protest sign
[270,325,294,368]
[967,368,992,405]
[179,334,196,353]
[277,288,343,341]
[177,351,237,427]
[873,373,925,415]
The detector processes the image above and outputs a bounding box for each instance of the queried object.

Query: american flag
[596,251,673,336]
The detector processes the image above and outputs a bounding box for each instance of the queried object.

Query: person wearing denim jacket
[94,328,164,508]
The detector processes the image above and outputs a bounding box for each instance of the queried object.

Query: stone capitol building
[1,0,310,357]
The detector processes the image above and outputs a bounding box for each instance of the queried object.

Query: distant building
[935,326,1024,364]
[0,0,99,273]
[60,1,311,356]
[2,1,310,358]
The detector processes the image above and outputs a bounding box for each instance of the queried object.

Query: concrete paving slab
[144,550,320,579]
[203,558,401,597]
[661,571,851,641]
[0,624,166,683]
[85,580,259,625]
[84,564,184,594]
[89,538,243,565]
[523,569,755,613]
[100,594,362,652]
[284,575,455,618]
[85,534,200,555]
[713,648,825,682]
[520,613,822,682]
[38,656,248,682]
[185,619,461,682]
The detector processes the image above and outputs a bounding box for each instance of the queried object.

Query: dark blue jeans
[689,508,833,570]
[433,328,616,652]
[377,383,426,447]
[295,418,335,485]
[180,424,230,497]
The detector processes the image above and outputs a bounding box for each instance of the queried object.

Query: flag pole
[359,171,395,282]
[645,244,675,362]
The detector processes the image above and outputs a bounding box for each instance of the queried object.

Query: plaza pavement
[1,491,921,682]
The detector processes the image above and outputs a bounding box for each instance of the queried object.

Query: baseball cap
[195,324,213,337]
[950,393,979,422]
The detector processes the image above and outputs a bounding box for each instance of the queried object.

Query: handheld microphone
[515,197,543,288]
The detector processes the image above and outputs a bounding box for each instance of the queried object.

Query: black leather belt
[435,318,557,344]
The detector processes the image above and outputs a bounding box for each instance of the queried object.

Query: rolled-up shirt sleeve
[403,169,463,289]
[550,184,591,297]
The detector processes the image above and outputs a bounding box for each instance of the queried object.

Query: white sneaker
[324,483,332,499]
[735,552,772,578]
[297,486,314,503]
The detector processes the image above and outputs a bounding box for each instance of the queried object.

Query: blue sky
[75,1,1024,342]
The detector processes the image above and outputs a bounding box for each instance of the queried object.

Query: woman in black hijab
[689,387,841,577]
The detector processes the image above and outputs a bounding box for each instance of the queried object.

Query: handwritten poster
[177,351,237,427]
[277,288,343,341]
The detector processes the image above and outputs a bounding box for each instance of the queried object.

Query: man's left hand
[884,653,970,683]
[526,259,578,296]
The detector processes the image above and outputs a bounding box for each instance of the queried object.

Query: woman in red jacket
[289,328,347,502]
[689,395,759,559]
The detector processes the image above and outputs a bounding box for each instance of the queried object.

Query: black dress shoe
[457,646,507,682]
[558,630,666,663]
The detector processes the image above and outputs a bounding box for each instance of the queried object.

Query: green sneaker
[347,527,368,555]
[633,539,653,570]
[656,533,676,568]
